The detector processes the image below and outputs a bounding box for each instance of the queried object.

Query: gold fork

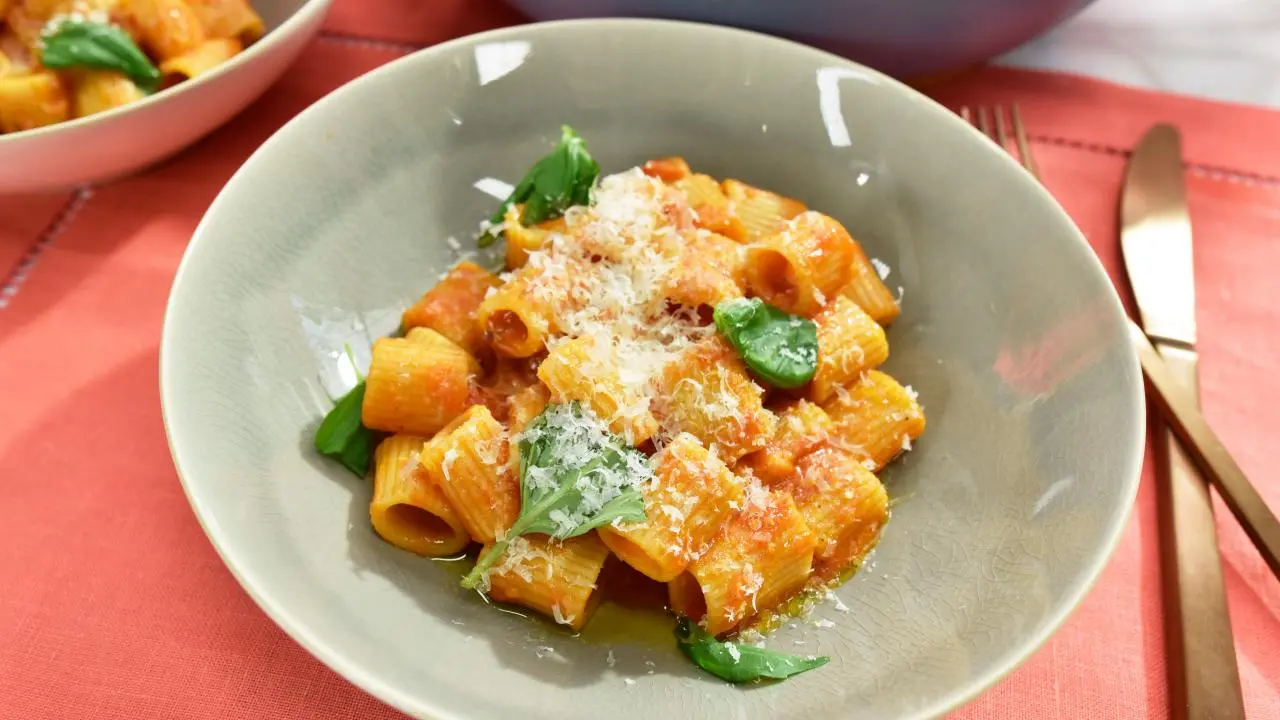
[962,103,1278,578]
[960,105,1038,179]
[965,103,1279,719]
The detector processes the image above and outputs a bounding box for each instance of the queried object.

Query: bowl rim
[160,17,1145,720]
[0,0,335,147]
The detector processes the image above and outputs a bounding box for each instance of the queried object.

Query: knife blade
[1121,125,1196,348]
[1120,124,1245,720]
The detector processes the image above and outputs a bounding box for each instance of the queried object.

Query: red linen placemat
[0,2,1277,717]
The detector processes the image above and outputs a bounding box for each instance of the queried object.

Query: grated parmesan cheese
[42,3,111,38]
[441,448,458,483]
[871,257,891,280]
[515,169,721,445]
[518,403,655,534]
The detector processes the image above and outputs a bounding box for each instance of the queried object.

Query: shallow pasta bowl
[161,18,1144,720]
[0,0,332,194]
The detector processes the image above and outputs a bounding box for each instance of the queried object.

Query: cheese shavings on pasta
[518,170,720,442]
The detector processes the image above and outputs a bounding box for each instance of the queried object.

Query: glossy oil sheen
[506,0,1096,77]
[160,19,1144,720]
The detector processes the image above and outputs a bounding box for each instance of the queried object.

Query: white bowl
[0,0,333,195]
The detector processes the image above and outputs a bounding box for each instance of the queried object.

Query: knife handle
[1155,345,1245,720]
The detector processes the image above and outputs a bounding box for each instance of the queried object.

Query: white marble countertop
[998,0,1280,109]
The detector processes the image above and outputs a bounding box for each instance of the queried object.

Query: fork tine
[1010,104,1039,181]
[976,106,993,139]
[960,106,972,124]
[993,105,1010,152]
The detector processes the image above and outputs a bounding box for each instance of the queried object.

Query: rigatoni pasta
[401,260,500,357]
[370,434,471,557]
[158,36,241,79]
[598,433,744,582]
[418,405,519,545]
[743,211,857,317]
[0,70,67,132]
[652,337,777,463]
[841,241,901,326]
[779,446,888,582]
[311,132,925,682]
[808,295,889,403]
[668,487,817,635]
[0,0,264,134]
[480,533,611,631]
[722,178,807,242]
[823,369,926,471]
[361,327,480,437]
[538,334,660,445]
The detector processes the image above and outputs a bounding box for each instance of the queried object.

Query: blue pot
[505,0,1095,77]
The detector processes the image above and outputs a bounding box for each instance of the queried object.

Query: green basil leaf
[313,381,376,477]
[41,21,161,92]
[461,402,649,588]
[675,617,829,683]
[476,227,502,248]
[481,125,599,246]
[713,297,818,389]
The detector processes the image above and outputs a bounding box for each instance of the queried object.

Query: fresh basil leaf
[461,402,649,588]
[476,227,502,248]
[41,21,161,92]
[480,125,599,246]
[713,297,818,389]
[675,617,829,683]
[313,381,376,477]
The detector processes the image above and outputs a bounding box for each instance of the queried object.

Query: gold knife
[1120,124,1246,720]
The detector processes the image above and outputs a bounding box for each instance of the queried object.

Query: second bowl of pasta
[161,18,1144,720]
[0,0,333,194]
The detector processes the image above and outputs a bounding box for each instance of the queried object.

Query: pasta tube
[503,203,568,270]
[840,242,900,326]
[808,295,889,403]
[0,70,68,132]
[659,230,744,310]
[743,211,856,317]
[668,487,816,635]
[185,0,264,42]
[598,433,745,582]
[370,434,471,557]
[722,178,807,243]
[158,37,241,78]
[419,404,519,545]
[537,335,659,445]
[822,369,925,471]
[652,337,776,463]
[674,173,747,242]
[401,261,501,357]
[481,533,611,631]
[70,70,145,117]
[119,0,206,61]
[736,400,833,485]
[361,327,480,436]
[778,446,888,581]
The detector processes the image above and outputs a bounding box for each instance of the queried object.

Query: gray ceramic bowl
[161,19,1143,720]
[506,0,1095,77]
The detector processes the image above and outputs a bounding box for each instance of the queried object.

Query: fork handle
[1132,321,1280,577]
[1153,345,1245,720]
